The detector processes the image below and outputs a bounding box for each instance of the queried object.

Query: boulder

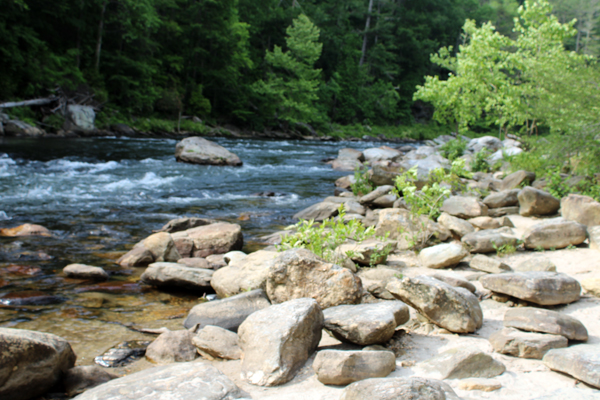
[323,302,409,345]
[503,307,588,341]
[513,257,557,272]
[117,232,181,267]
[0,223,52,237]
[0,328,77,400]
[502,170,536,190]
[65,105,95,131]
[418,242,468,269]
[543,344,600,389]
[417,347,505,379]
[177,257,211,269]
[357,267,401,300]
[313,350,396,385]
[63,264,109,281]
[145,330,197,364]
[363,147,402,163]
[266,249,362,309]
[339,377,461,400]
[488,206,519,217]
[489,147,522,162]
[480,272,581,305]
[371,193,398,208]
[399,155,450,188]
[238,298,323,386]
[211,250,278,298]
[192,325,241,360]
[370,161,404,186]
[175,136,242,166]
[468,136,502,153]
[468,216,501,230]
[116,246,154,267]
[429,271,477,293]
[489,327,568,359]
[522,220,587,250]
[437,212,475,238]
[3,120,44,137]
[110,123,135,136]
[293,201,340,221]
[183,289,271,331]
[64,366,119,397]
[335,175,356,190]
[223,250,247,265]
[184,222,243,258]
[589,226,600,251]
[440,196,488,219]
[374,208,440,249]
[518,187,560,216]
[157,217,215,233]
[71,362,246,400]
[461,227,518,253]
[141,262,213,290]
[386,275,483,333]
[560,194,600,227]
[332,148,364,171]
[469,254,511,274]
[359,185,394,205]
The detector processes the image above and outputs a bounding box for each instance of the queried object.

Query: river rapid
[0,136,400,371]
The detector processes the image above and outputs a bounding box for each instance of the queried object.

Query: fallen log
[0,97,57,109]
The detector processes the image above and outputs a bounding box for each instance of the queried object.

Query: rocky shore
[1,135,600,400]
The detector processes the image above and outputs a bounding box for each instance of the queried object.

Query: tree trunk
[95,0,108,73]
[359,0,374,67]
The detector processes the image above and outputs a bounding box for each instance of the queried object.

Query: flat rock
[418,242,468,269]
[543,344,600,389]
[266,249,362,309]
[238,298,323,386]
[480,272,581,305]
[145,330,197,364]
[513,257,557,272]
[503,307,588,341]
[523,219,587,250]
[560,194,600,227]
[141,262,213,290]
[461,227,518,253]
[183,289,271,331]
[437,212,475,238]
[386,275,483,333]
[192,325,241,360]
[210,250,278,298]
[323,302,409,345]
[429,271,477,293]
[502,170,536,190]
[468,216,501,230]
[293,201,340,221]
[518,187,560,216]
[489,327,567,359]
[484,189,520,208]
[313,350,396,385]
[72,361,246,399]
[469,254,511,274]
[340,377,461,400]
[440,196,488,219]
[457,378,502,392]
[0,328,77,400]
[417,347,505,379]
[175,136,242,166]
[359,185,394,205]
[64,264,109,280]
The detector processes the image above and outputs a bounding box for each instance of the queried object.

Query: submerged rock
[141,262,213,290]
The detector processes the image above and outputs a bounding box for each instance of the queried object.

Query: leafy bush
[470,149,491,172]
[393,166,452,220]
[440,138,467,161]
[351,163,373,196]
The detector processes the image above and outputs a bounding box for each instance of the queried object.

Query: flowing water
[0,136,403,370]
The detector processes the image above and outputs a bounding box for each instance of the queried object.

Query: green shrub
[393,166,452,220]
[351,163,374,196]
[440,138,467,161]
[470,149,491,172]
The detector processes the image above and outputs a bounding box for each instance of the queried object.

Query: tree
[253,14,323,126]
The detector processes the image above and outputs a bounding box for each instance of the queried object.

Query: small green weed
[470,149,491,173]
[492,242,516,257]
[351,163,374,196]
[440,138,467,161]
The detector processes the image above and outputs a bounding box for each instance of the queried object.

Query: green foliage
[393,166,452,220]
[493,241,517,257]
[470,149,491,172]
[440,138,467,161]
[351,163,373,196]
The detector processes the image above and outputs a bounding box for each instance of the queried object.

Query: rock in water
[0,223,52,237]
[417,347,505,379]
[63,264,109,281]
[340,377,461,400]
[543,344,600,389]
[522,220,587,250]
[489,327,567,359]
[313,350,396,385]
[266,249,362,309]
[293,201,340,221]
[145,330,197,364]
[175,136,242,166]
[386,275,483,333]
[183,289,271,331]
[141,262,213,290]
[72,362,246,400]
[480,272,581,306]
[0,328,77,400]
[504,307,588,341]
[238,298,323,386]
[323,302,409,345]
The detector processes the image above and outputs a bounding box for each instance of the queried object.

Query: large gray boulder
[468,136,502,153]
[503,307,588,341]
[502,170,536,190]
[522,220,587,250]
[72,362,247,399]
[340,377,461,400]
[363,147,402,163]
[417,347,505,379]
[65,105,95,131]
[429,271,477,293]
[489,327,568,359]
[266,249,362,309]
[182,222,244,258]
[461,227,518,253]
[192,325,241,360]
[386,275,483,333]
[418,242,468,269]
[313,350,396,385]
[543,344,600,389]
[331,148,365,171]
[0,328,77,400]
[175,136,242,166]
[118,231,181,267]
[480,272,581,305]
[145,330,197,364]
[293,201,340,221]
[238,298,323,386]
[210,250,278,298]
[141,262,213,290]
[518,187,560,216]
[323,302,409,345]
[183,289,271,331]
[440,196,488,219]
[437,212,475,238]
[560,194,600,227]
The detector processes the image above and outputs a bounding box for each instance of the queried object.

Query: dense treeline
[0,0,598,132]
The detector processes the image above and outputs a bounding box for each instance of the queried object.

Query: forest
[1,0,599,139]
